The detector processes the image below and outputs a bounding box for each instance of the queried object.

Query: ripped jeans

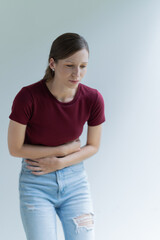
[19,158,95,240]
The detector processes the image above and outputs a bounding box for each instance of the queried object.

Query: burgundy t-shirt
[9,79,106,146]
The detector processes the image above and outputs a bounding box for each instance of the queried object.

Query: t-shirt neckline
[41,79,81,105]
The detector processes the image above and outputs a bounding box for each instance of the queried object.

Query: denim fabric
[19,158,95,240]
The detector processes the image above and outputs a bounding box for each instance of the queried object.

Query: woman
[8,32,106,240]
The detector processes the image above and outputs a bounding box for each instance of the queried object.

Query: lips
[69,80,79,83]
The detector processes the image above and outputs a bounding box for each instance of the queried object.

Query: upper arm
[87,90,105,127]
[86,124,103,151]
[8,119,27,156]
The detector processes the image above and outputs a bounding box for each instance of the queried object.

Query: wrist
[56,156,66,170]
[54,145,66,157]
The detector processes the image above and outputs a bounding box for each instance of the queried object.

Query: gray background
[0,0,160,239]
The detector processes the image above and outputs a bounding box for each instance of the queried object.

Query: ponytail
[42,65,55,82]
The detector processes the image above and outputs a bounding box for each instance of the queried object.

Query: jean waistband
[21,158,85,174]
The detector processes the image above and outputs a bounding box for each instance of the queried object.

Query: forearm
[11,143,65,160]
[59,144,98,169]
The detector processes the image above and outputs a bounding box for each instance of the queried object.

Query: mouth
[69,80,79,83]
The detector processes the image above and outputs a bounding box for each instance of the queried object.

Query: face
[49,48,89,88]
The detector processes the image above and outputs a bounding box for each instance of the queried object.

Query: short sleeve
[87,90,106,126]
[9,87,33,125]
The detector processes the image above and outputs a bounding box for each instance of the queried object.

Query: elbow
[8,148,17,157]
[8,139,22,157]
[8,146,20,157]
[87,144,99,154]
[94,146,99,154]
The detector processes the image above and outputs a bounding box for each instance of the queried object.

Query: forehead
[63,49,89,63]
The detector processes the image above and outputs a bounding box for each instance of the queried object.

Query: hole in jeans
[73,212,94,233]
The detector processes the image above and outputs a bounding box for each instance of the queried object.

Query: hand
[62,138,81,156]
[25,156,61,175]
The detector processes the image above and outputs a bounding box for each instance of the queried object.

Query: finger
[25,160,39,166]
[31,171,45,176]
[27,158,42,162]
[26,158,39,162]
[27,166,41,171]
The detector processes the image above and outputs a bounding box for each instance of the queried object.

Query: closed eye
[66,65,87,68]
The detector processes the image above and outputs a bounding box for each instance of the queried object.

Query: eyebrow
[64,61,88,63]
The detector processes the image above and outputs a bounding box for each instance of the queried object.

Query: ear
[49,58,56,70]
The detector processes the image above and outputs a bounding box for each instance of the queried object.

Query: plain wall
[0,0,160,239]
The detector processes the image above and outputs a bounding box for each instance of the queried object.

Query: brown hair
[42,32,89,82]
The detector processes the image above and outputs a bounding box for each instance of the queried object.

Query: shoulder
[22,79,43,94]
[15,79,43,99]
[80,82,97,94]
[79,82,104,103]
[82,83,106,126]
[11,80,43,108]
[80,82,97,99]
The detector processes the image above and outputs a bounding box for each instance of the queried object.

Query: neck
[46,78,78,102]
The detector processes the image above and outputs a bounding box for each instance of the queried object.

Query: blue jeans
[19,158,95,240]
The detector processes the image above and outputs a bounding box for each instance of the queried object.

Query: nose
[72,67,81,78]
